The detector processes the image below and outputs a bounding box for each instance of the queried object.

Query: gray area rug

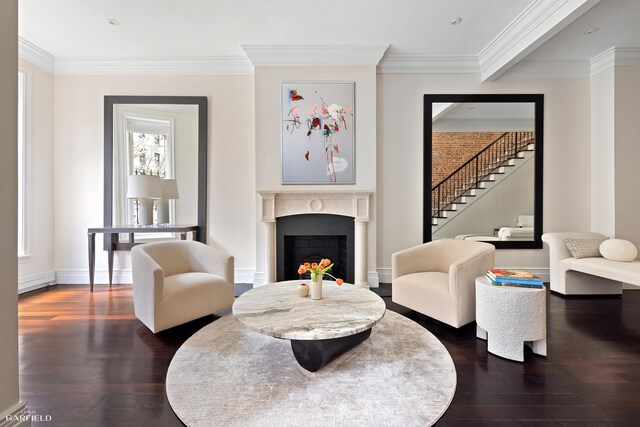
[166,310,456,427]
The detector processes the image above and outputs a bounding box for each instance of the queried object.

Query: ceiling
[17,0,640,78]
[433,102,535,132]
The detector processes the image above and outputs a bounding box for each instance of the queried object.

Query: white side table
[475,276,547,362]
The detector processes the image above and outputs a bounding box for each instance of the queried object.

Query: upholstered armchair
[131,240,234,333]
[392,239,495,328]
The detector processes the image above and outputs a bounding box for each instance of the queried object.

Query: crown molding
[591,47,616,76]
[18,37,253,75]
[53,56,253,75]
[478,0,601,82]
[241,44,389,66]
[18,36,55,74]
[591,47,640,77]
[614,47,640,65]
[377,55,479,74]
[501,60,590,79]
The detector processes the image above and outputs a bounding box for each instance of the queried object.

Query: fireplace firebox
[277,214,355,283]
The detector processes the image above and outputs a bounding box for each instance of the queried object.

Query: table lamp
[157,178,180,224]
[126,174,162,225]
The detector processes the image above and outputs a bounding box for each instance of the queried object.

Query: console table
[87,225,198,292]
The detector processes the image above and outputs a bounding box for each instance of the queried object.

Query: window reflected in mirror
[112,104,197,227]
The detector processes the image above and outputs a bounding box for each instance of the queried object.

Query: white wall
[53,75,256,284]
[31,63,629,284]
[614,66,640,249]
[18,59,55,293]
[377,74,592,274]
[0,0,21,419]
[590,67,616,237]
[254,66,378,284]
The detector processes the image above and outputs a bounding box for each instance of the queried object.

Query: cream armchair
[392,239,495,328]
[131,240,234,333]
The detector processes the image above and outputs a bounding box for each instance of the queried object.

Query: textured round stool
[475,276,547,362]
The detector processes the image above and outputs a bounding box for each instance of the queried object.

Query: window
[111,110,175,229]
[126,117,173,225]
[17,70,27,257]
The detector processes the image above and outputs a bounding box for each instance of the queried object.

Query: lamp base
[137,198,154,225]
[157,199,170,224]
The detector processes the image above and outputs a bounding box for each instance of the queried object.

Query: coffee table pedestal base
[291,328,372,372]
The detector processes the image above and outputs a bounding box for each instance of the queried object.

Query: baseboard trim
[56,269,256,285]
[253,271,379,288]
[56,267,549,286]
[377,268,392,284]
[18,270,56,294]
[252,272,265,287]
[377,267,550,283]
[367,271,380,288]
[0,402,30,427]
[233,268,256,284]
[55,269,132,285]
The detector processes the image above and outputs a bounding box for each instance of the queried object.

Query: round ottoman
[475,276,547,362]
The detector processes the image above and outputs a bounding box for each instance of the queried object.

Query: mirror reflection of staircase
[432,131,535,233]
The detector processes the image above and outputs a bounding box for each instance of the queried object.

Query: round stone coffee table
[232,280,386,372]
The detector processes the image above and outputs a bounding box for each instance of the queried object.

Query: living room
[2,0,640,425]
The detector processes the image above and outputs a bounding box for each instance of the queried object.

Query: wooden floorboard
[18,284,640,426]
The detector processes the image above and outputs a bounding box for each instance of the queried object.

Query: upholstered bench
[542,232,640,295]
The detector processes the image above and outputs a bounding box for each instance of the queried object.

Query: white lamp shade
[160,179,180,199]
[126,174,162,199]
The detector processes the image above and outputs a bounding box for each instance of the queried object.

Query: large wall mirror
[104,96,207,244]
[424,94,543,249]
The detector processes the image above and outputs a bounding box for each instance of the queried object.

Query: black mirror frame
[423,94,544,249]
[103,95,208,247]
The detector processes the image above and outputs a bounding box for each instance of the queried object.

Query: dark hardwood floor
[18,284,640,426]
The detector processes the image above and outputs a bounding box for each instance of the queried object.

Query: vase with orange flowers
[297,258,344,300]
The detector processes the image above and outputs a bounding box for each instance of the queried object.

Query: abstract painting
[282,82,355,184]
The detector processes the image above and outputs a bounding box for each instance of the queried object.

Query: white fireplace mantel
[258,191,372,288]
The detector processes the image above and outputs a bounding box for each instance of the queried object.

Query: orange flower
[297,265,307,275]
[336,278,344,286]
[304,262,311,268]
[311,262,318,269]
[319,259,329,268]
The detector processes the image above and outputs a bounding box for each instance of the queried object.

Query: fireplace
[277,214,355,283]
[258,191,372,288]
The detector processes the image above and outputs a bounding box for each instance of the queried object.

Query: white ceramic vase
[298,283,309,297]
[310,273,323,300]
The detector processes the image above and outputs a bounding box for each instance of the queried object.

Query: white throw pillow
[599,239,638,262]
[564,237,607,259]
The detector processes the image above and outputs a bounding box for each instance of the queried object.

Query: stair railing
[432,131,535,220]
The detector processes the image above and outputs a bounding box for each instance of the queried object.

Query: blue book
[487,276,543,288]
[491,276,543,285]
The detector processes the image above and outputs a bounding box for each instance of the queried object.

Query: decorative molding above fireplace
[258,191,372,288]
[259,191,371,222]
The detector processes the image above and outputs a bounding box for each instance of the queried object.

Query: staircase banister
[431,131,535,220]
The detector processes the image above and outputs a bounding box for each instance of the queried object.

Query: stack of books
[486,269,544,288]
